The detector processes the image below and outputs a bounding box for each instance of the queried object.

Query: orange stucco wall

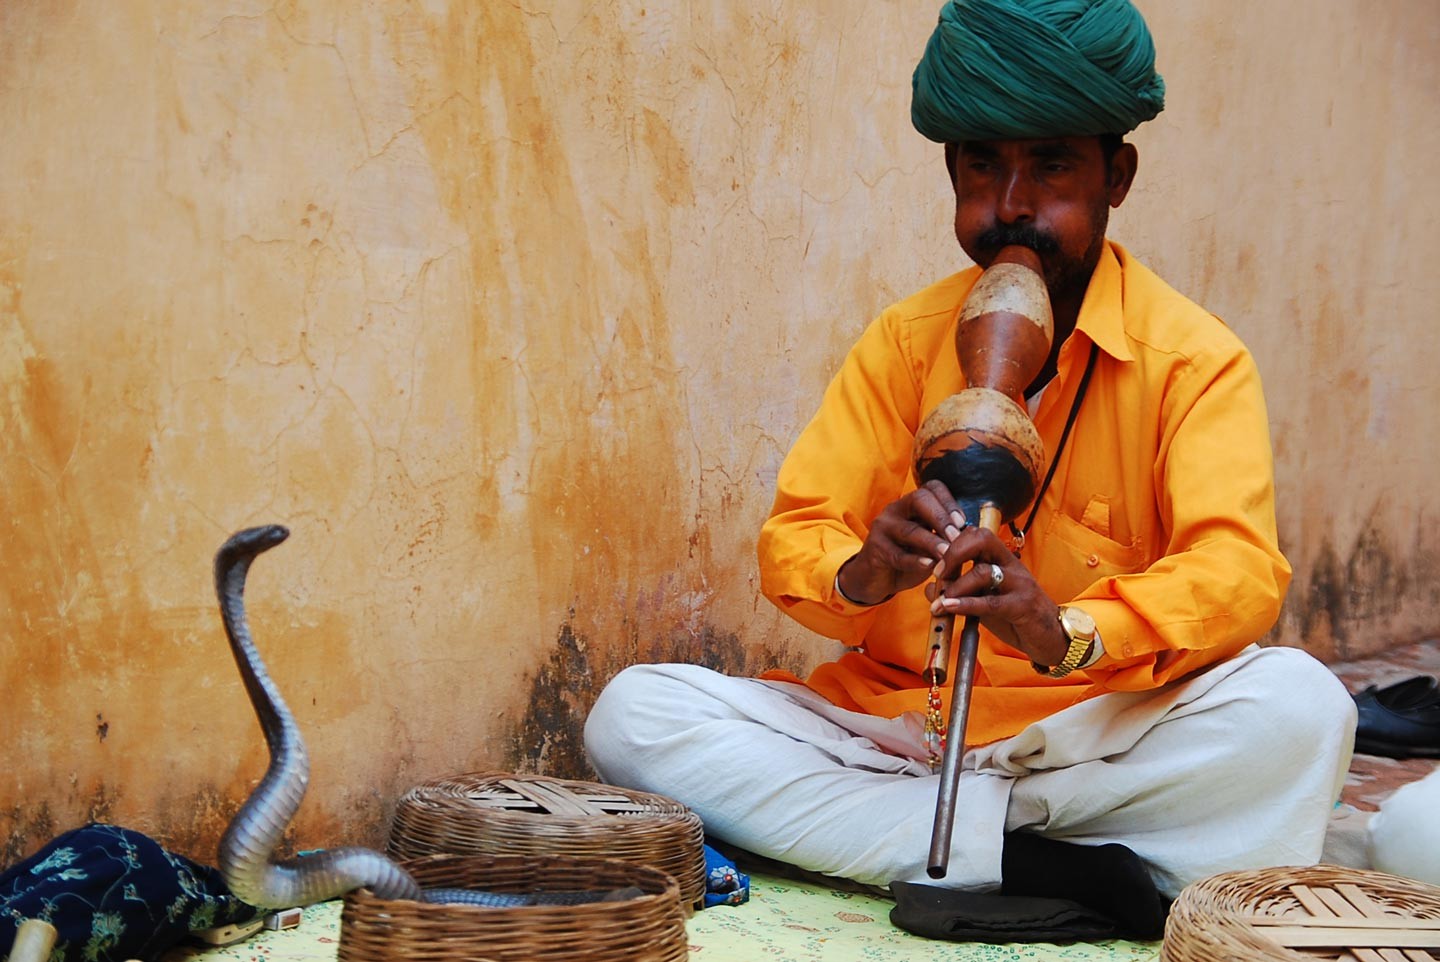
[3,1,1437,865]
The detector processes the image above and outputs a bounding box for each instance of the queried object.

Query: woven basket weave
[338,854,688,962]
[1162,865,1440,962]
[387,772,707,906]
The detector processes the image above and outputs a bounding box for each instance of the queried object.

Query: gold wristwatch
[1035,605,1097,678]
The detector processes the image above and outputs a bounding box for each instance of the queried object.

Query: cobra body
[215,525,425,908]
[214,525,641,911]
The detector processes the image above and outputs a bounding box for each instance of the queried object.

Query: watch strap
[1034,607,1097,678]
[1077,630,1105,669]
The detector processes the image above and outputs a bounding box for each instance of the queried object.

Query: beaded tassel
[923,645,946,770]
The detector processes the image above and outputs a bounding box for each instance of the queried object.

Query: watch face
[1062,606,1096,637]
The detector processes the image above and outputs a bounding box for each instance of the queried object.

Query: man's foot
[1000,832,1167,939]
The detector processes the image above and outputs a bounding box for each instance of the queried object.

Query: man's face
[951,137,1130,304]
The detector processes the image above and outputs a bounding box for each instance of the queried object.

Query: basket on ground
[1162,864,1440,962]
[339,854,687,962]
[387,772,707,906]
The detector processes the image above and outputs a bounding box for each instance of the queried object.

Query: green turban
[911,0,1165,143]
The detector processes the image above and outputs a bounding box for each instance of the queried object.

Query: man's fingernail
[944,525,960,541]
[934,561,946,580]
[920,557,935,567]
[952,511,966,528]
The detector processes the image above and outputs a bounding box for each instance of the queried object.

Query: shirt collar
[1071,241,1133,363]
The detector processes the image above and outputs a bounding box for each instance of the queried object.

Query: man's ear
[1108,143,1138,208]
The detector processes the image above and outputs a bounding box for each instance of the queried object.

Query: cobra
[213,525,640,910]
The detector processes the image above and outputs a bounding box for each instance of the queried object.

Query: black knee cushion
[890,881,1121,943]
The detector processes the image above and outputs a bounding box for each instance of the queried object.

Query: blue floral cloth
[702,845,750,908]
[0,823,258,962]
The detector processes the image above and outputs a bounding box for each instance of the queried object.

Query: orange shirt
[758,242,1291,747]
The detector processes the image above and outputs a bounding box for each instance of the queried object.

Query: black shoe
[1353,675,1440,759]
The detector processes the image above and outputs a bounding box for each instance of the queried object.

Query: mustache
[975,223,1060,256]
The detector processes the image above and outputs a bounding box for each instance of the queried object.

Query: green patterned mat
[166,874,1160,961]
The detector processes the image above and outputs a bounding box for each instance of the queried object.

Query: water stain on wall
[390,4,712,675]
[1,785,116,869]
[508,618,803,780]
[1290,516,1440,663]
[507,621,597,779]
[1,804,57,870]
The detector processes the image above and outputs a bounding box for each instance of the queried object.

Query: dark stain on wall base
[507,619,798,781]
[507,621,597,780]
[1291,524,1440,661]
[2,802,57,869]
[2,783,118,868]
[0,778,388,871]
[152,785,246,864]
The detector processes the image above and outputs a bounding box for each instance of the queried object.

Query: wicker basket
[387,772,707,907]
[339,854,688,962]
[1162,865,1440,962]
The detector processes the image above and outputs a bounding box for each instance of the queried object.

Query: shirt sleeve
[1078,343,1292,690]
[757,309,926,646]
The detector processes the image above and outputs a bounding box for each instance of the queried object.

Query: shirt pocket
[1032,503,1147,603]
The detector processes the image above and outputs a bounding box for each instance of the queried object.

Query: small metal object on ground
[1163,865,1440,962]
[263,907,304,931]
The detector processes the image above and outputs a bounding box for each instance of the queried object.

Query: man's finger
[912,482,965,536]
[885,517,952,562]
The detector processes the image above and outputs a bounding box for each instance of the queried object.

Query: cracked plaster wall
[1,1,1436,863]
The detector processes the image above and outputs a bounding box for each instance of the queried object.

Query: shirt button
[1086,554,1100,567]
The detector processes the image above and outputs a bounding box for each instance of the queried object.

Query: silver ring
[988,563,1005,592]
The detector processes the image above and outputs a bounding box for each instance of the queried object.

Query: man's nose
[996,170,1035,224]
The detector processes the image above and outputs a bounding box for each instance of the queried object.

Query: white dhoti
[583,645,1356,897]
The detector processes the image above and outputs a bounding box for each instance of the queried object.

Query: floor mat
[164,874,1160,961]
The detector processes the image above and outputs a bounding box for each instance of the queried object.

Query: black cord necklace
[1009,342,1100,555]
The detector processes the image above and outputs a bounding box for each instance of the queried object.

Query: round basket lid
[387,772,706,905]
[1163,865,1440,962]
[404,772,692,818]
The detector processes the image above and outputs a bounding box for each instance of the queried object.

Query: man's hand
[835,481,967,606]
[926,524,1069,668]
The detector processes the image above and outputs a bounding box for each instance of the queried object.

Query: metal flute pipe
[926,613,982,877]
[926,501,1002,878]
